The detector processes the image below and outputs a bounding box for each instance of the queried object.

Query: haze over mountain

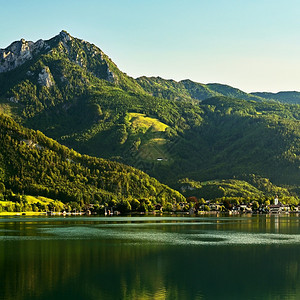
[0,31,299,201]
[252,91,300,105]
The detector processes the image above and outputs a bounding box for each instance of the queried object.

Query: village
[175,195,298,215]
[43,196,299,216]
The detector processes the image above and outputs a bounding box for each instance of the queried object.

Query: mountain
[135,77,266,102]
[0,31,299,201]
[0,113,184,209]
[0,30,144,91]
[0,30,145,118]
[252,91,300,105]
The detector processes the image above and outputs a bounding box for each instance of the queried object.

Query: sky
[1,0,300,93]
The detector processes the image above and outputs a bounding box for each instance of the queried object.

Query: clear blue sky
[1,0,300,92]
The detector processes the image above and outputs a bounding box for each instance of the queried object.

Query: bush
[204,205,210,212]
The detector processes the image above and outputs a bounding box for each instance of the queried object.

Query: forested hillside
[0,113,184,210]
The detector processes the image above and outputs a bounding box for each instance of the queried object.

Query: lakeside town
[45,196,300,216]
[0,191,298,217]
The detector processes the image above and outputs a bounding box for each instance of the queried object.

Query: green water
[0,214,300,299]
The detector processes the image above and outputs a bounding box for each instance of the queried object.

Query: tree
[252,201,259,211]
[21,194,28,204]
[223,200,232,211]
[0,182,5,194]
[204,205,210,212]
[6,203,14,212]
[138,202,148,212]
[165,202,173,212]
[199,198,206,205]
[130,199,140,211]
[264,200,270,206]
[116,200,131,213]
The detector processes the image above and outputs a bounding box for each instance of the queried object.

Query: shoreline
[0,212,47,216]
[0,211,298,217]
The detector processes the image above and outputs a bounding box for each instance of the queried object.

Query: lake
[0,214,300,299]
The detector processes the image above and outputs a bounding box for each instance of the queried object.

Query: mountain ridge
[252,91,300,105]
[136,76,268,103]
[1,30,299,103]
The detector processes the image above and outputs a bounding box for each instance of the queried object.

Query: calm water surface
[0,214,300,299]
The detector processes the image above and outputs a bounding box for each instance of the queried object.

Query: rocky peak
[0,31,118,84]
[58,30,72,44]
[0,37,48,73]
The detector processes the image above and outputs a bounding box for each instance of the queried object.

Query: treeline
[178,176,299,204]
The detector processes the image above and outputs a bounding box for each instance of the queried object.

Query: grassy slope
[0,195,64,215]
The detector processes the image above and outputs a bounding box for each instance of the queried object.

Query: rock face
[0,38,47,73]
[0,30,117,84]
[59,30,72,44]
[107,67,115,83]
[38,67,55,87]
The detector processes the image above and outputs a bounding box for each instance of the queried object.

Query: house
[209,203,221,211]
[21,139,43,150]
[281,204,290,212]
[269,204,282,214]
[35,144,43,150]
[237,205,252,213]
[21,139,34,147]
[269,202,290,214]
[180,185,195,193]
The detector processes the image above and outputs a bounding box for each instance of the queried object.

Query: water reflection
[0,215,300,299]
